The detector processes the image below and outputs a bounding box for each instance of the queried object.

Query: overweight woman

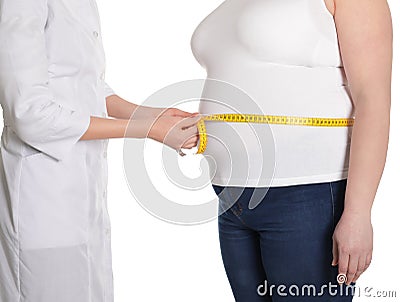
[191,0,392,301]
[0,0,200,301]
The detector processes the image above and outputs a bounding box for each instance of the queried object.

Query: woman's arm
[331,0,392,285]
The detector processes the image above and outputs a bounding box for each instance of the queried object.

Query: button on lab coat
[0,0,115,301]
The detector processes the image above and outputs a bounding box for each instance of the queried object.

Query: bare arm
[331,0,392,285]
[80,117,133,140]
[80,95,201,150]
[105,94,139,119]
[105,93,198,120]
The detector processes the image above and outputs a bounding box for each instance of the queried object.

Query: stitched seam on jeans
[329,182,335,233]
[227,188,250,228]
[232,210,250,228]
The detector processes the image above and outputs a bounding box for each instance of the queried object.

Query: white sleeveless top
[191,0,355,187]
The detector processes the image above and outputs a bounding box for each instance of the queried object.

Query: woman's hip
[213,178,347,232]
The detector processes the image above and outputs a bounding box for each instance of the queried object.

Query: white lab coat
[0,0,115,301]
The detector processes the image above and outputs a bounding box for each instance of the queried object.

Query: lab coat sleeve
[104,82,116,98]
[0,0,91,161]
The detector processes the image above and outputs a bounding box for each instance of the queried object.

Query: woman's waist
[198,91,354,119]
[201,122,352,160]
[202,123,351,187]
[199,68,354,118]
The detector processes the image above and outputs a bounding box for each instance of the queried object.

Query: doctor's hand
[132,105,199,120]
[151,107,199,119]
[147,115,201,150]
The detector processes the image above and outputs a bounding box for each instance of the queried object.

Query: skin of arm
[330,0,392,285]
[80,94,201,150]
[105,93,190,120]
[106,94,139,119]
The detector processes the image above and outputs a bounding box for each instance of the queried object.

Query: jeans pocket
[213,185,247,217]
[213,185,232,216]
[212,184,224,196]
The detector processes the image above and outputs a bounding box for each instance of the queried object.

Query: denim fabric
[213,179,355,302]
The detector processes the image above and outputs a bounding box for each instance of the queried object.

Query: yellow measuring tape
[196,113,355,154]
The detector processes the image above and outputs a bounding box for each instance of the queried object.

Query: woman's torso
[191,0,355,187]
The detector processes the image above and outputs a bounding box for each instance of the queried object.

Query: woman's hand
[148,115,201,150]
[332,208,373,285]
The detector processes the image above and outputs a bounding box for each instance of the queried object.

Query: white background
[97,1,400,301]
[1,1,396,301]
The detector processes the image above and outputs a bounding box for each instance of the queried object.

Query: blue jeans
[213,179,355,302]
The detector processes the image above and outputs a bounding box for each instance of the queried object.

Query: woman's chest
[191,0,341,68]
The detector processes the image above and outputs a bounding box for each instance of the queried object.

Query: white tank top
[191,0,355,187]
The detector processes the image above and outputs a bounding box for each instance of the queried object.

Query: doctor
[0,0,200,301]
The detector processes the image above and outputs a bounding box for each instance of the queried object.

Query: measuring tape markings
[195,113,355,154]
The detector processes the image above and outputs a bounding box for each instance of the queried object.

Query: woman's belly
[199,118,352,187]
[199,120,276,187]
[197,67,354,187]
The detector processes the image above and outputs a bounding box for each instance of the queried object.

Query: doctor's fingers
[176,125,198,144]
[182,135,199,149]
[159,123,196,150]
[178,115,203,129]
[167,107,199,118]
